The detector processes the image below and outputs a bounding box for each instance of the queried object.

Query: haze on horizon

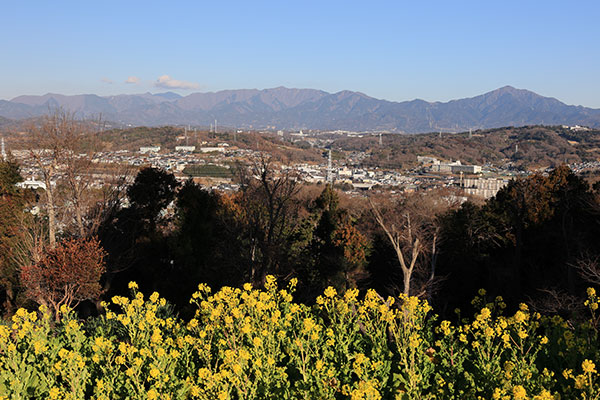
[2,0,599,108]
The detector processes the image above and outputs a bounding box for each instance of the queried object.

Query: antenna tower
[326,149,333,183]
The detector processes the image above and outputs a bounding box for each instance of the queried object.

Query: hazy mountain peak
[153,92,182,100]
[495,85,518,92]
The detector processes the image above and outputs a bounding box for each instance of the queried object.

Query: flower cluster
[0,280,598,399]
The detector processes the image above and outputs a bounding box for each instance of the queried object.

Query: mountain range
[1,86,599,133]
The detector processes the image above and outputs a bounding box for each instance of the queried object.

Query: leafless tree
[10,211,48,268]
[528,288,585,316]
[370,196,423,296]
[369,190,458,297]
[84,164,134,236]
[26,112,71,247]
[239,155,301,285]
[26,111,107,243]
[571,252,600,286]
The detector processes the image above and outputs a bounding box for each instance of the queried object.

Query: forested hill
[1,86,599,132]
[332,125,600,170]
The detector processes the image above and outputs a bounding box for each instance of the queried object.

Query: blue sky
[2,1,599,107]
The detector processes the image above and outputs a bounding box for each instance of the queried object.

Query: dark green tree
[437,165,598,314]
[296,184,369,299]
[168,180,247,312]
[97,167,180,303]
[127,166,180,233]
[0,160,25,315]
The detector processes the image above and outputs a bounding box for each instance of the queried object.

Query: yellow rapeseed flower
[514,311,527,323]
[512,385,527,400]
[518,330,528,339]
[533,390,554,400]
[574,374,587,389]
[147,389,158,400]
[232,364,242,374]
[582,359,596,374]
[480,307,491,319]
[49,387,60,400]
[324,286,337,298]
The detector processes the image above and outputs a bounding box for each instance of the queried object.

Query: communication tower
[326,149,333,183]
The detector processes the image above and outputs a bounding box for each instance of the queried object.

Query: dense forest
[2,155,600,320]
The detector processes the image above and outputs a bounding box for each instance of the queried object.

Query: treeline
[333,125,600,170]
[92,126,323,163]
[1,149,600,320]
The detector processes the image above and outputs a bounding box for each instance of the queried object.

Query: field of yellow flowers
[1,277,599,399]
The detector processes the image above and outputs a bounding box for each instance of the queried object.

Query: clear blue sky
[2,1,599,107]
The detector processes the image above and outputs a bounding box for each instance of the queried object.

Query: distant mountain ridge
[1,86,599,133]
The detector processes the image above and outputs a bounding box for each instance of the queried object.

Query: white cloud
[101,77,114,84]
[125,76,141,84]
[155,75,199,90]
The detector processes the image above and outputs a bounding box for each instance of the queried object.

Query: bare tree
[85,164,134,236]
[369,190,457,297]
[370,197,423,296]
[528,288,585,315]
[26,110,105,243]
[571,252,600,286]
[239,155,301,285]
[27,112,70,247]
[10,211,48,268]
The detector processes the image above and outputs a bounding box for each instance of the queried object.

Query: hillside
[94,126,324,163]
[1,86,599,132]
[332,125,600,170]
[0,116,12,127]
